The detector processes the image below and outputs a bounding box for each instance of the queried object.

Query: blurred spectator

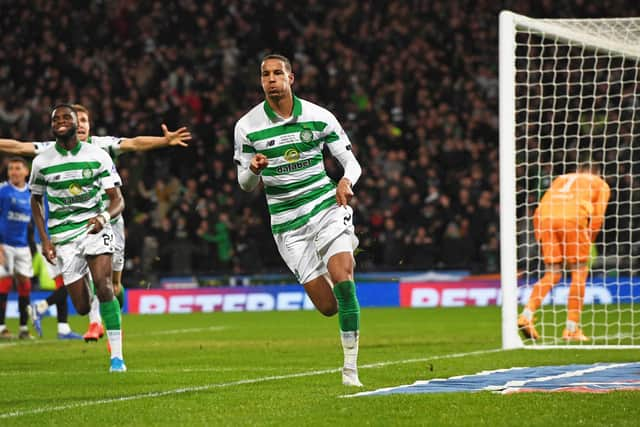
[440,219,477,270]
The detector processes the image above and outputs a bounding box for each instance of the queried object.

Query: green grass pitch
[0,307,638,426]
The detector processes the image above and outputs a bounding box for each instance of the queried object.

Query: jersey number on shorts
[344,213,352,225]
[103,233,113,246]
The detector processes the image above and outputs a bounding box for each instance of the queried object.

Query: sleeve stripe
[242,144,257,153]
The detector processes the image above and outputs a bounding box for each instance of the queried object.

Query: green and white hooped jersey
[234,96,353,234]
[29,142,122,245]
[35,136,124,223]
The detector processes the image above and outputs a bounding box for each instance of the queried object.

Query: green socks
[100,298,123,360]
[115,286,125,311]
[99,298,121,330]
[333,280,360,331]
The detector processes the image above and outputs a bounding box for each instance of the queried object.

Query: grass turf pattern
[0,307,638,426]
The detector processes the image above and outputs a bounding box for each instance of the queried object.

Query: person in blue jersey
[234,54,364,386]
[30,105,126,372]
[0,157,36,339]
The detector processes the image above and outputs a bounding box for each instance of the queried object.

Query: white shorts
[55,224,115,285]
[274,204,358,284]
[0,244,33,278]
[36,243,61,278]
[111,216,125,272]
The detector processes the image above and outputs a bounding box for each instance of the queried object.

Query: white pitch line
[0,347,502,419]
[0,366,294,377]
[355,348,504,369]
[0,326,227,347]
[127,326,227,336]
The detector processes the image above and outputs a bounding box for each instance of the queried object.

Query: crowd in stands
[1,0,639,283]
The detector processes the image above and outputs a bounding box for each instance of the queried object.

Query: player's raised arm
[0,139,37,156]
[118,124,191,152]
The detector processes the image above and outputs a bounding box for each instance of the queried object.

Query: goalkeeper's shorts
[535,217,591,265]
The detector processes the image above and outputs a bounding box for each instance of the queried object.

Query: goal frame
[499,10,640,349]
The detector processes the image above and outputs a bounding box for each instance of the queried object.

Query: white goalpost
[500,11,640,349]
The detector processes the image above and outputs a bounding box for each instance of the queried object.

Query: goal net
[500,11,640,348]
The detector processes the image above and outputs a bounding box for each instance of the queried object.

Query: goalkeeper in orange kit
[518,158,610,342]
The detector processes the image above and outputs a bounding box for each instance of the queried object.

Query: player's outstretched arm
[0,139,37,156]
[119,124,191,152]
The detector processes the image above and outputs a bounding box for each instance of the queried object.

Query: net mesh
[514,18,640,346]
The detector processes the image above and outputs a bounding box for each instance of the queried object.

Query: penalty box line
[0,347,502,419]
